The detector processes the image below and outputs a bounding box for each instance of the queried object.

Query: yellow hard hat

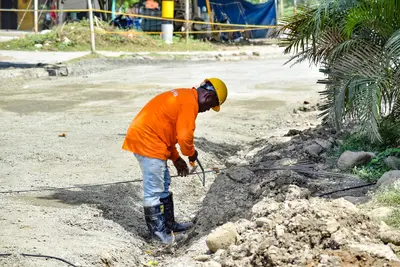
[204,78,228,112]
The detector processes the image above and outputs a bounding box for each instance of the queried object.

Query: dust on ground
[2,55,397,267]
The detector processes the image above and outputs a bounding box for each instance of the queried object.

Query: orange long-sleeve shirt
[122,88,198,161]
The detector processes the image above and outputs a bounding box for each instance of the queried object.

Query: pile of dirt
[166,125,400,266]
[211,185,399,266]
[183,185,399,267]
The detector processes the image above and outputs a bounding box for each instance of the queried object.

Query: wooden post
[185,0,190,43]
[205,0,213,30]
[88,0,96,53]
[293,0,297,15]
[59,0,64,24]
[34,0,38,33]
[112,0,116,19]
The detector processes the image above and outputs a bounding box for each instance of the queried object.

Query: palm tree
[281,0,400,144]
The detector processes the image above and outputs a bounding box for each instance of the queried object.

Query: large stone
[377,171,400,188]
[305,144,323,157]
[385,156,400,170]
[348,243,399,261]
[337,151,375,170]
[380,230,400,246]
[206,222,238,253]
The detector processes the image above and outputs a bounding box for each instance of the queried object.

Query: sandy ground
[0,56,324,266]
[0,45,285,66]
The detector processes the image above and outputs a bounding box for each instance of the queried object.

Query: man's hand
[188,150,198,164]
[174,157,189,177]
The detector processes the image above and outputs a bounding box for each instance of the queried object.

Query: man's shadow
[38,182,150,240]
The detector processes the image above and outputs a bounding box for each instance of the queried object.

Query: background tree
[282,0,400,145]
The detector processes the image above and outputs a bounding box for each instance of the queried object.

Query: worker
[122,78,228,244]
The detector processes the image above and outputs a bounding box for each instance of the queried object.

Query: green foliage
[369,184,400,228]
[375,185,400,206]
[282,0,400,143]
[384,209,400,228]
[117,0,141,11]
[353,148,400,182]
[0,20,214,52]
[335,133,387,155]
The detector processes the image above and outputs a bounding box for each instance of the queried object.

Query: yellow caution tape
[103,27,263,35]
[0,8,280,29]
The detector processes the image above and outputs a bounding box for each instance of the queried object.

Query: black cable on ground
[0,170,220,194]
[317,182,377,197]
[0,253,77,267]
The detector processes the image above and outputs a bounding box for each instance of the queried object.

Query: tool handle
[190,161,195,167]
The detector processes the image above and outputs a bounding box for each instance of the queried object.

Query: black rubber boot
[144,204,176,244]
[160,192,194,233]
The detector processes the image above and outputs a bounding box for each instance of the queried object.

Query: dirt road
[0,57,323,266]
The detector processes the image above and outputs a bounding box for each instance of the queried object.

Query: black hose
[317,182,377,197]
[0,170,220,194]
[0,253,77,267]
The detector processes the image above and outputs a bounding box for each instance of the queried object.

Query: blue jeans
[134,154,171,207]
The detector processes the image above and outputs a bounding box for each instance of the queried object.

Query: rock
[34,44,43,48]
[225,156,249,167]
[275,225,285,237]
[193,255,211,262]
[324,219,340,234]
[62,37,72,45]
[315,139,333,150]
[343,196,370,205]
[380,230,400,246]
[377,171,400,188]
[285,185,310,200]
[337,151,375,170]
[226,167,255,184]
[249,184,262,198]
[367,207,394,221]
[385,156,400,170]
[255,217,270,227]
[305,144,323,157]
[206,222,238,253]
[348,243,399,261]
[252,199,280,216]
[284,129,302,137]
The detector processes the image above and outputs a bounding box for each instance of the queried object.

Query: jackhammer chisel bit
[190,159,206,187]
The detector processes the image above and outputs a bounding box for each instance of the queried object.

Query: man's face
[198,90,219,113]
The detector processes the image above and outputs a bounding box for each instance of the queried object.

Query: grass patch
[0,20,215,52]
[332,132,388,158]
[371,185,400,228]
[375,185,400,206]
[384,209,400,228]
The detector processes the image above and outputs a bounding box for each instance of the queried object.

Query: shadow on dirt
[38,182,151,240]
[194,137,241,159]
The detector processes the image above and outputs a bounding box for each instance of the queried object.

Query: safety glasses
[201,81,219,104]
